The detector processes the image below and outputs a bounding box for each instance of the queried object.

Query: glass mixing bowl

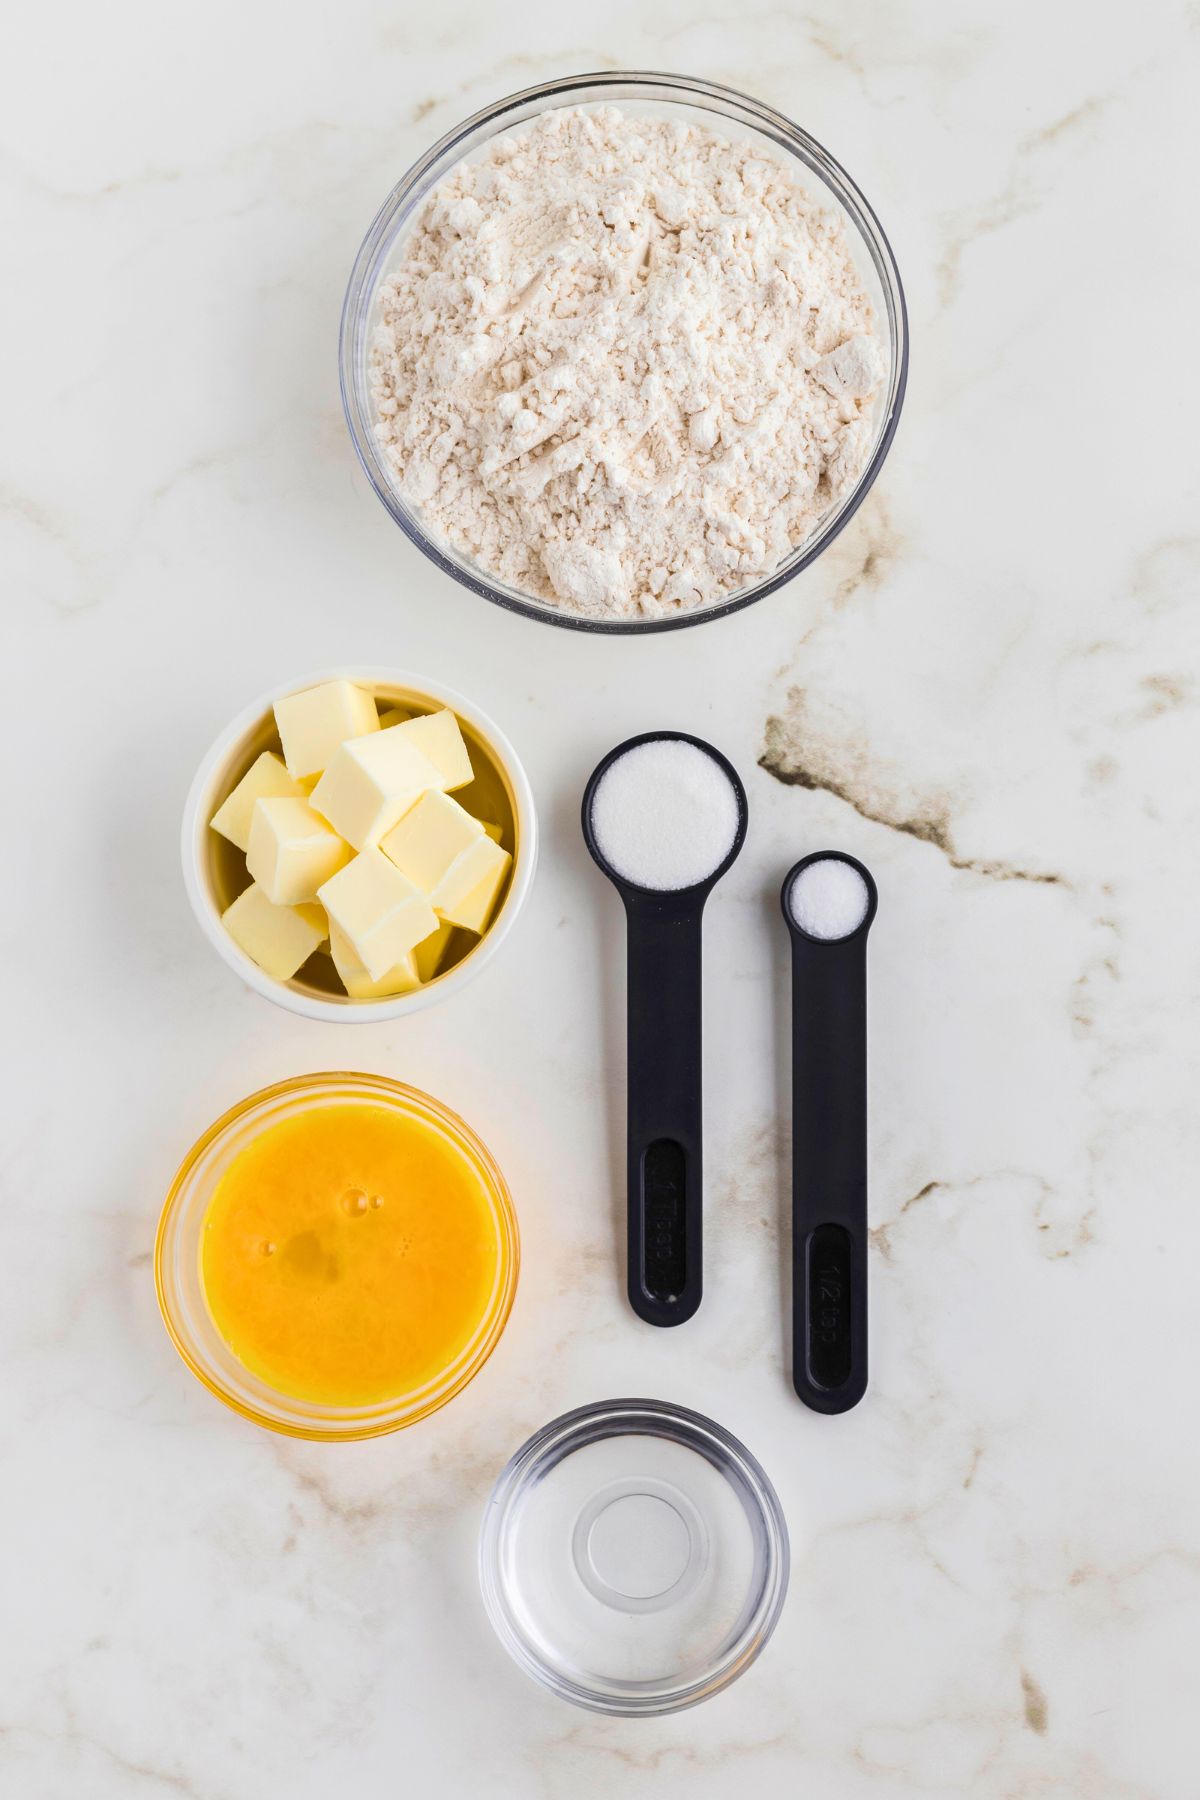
[341,70,907,635]
[155,1073,519,1440]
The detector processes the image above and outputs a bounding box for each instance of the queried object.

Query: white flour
[371,106,884,621]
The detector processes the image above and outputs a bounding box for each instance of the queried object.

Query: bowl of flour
[341,72,907,632]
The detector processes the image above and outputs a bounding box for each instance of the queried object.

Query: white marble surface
[5,3,1200,1794]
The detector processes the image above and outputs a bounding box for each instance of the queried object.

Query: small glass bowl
[155,1073,519,1440]
[181,668,537,1022]
[479,1399,789,1714]
[341,69,907,635]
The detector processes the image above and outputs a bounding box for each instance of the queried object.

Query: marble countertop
[5,3,1199,1795]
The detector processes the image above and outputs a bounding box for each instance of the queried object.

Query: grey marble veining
[3,1,1199,1794]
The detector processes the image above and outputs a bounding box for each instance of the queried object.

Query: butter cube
[379,790,484,892]
[328,923,421,1000]
[481,820,504,844]
[222,884,327,981]
[377,706,412,729]
[414,921,455,983]
[210,752,303,852]
[247,798,351,905]
[309,730,446,850]
[430,835,512,930]
[444,852,512,933]
[274,680,379,779]
[318,848,439,981]
[394,709,474,791]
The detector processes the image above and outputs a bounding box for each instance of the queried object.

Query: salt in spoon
[782,851,878,1412]
[583,732,748,1327]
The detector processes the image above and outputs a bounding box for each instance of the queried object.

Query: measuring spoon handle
[624,896,705,1326]
[791,934,870,1411]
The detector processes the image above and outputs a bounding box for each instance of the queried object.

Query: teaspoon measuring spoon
[583,732,748,1327]
[782,852,878,1412]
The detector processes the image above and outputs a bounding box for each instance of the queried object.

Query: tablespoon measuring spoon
[582,733,748,1327]
[782,852,878,1412]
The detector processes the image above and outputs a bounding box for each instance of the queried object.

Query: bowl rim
[181,666,538,1022]
[340,67,909,635]
[154,1070,520,1439]
[478,1396,791,1714]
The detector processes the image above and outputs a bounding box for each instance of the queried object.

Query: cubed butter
[310,731,446,850]
[222,884,326,981]
[444,853,511,933]
[328,923,421,1000]
[430,835,512,930]
[379,790,484,892]
[394,709,474,791]
[246,797,352,906]
[377,706,412,729]
[481,820,503,844]
[210,752,303,852]
[414,921,455,983]
[318,848,439,981]
[274,680,379,779]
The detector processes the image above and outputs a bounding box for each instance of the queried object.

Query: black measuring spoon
[583,732,748,1327]
[782,852,878,1412]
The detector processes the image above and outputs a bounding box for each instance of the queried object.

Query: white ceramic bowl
[182,669,537,1021]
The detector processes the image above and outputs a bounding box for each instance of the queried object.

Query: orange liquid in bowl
[200,1100,502,1408]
